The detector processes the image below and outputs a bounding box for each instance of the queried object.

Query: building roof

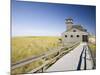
[67,25,87,32]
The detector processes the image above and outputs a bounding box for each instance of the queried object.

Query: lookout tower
[65,17,73,31]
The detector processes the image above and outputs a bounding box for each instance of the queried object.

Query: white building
[61,17,88,46]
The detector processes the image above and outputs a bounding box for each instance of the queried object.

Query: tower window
[65,35,67,37]
[71,35,73,38]
[76,35,79,37]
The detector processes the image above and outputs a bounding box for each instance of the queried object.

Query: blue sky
[12,0,96,36]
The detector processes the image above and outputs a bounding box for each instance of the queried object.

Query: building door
[82,35,88,42]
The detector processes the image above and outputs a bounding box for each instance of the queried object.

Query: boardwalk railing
[77,45,87,70]
[11,42,80,73]
[77,44,95,70]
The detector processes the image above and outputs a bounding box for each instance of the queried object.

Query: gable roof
[69,25,87,32]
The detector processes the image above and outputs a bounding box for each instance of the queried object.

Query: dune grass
[89,43,96,58]
[88,42,96,69]
[11,36,60,74]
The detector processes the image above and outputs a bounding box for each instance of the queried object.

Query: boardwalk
[46,43,93,72]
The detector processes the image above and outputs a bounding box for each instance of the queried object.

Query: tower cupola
[65,17,73,30]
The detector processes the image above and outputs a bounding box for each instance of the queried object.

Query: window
[73,30,76,32]
[65,35,67,37]
[71,35,73,38]
[77,35,79,37]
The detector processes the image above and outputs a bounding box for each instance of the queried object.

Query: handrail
[28,44,78,73]
[11,42,79,71]
[11,47,63,70]
[28,54,60,73]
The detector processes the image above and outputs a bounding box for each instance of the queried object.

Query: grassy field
[89,43,96,58]
[88,36,96,69]
[88,43,96,64]
[11,36,60,74]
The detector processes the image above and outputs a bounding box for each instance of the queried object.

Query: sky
[12,0,96,36]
